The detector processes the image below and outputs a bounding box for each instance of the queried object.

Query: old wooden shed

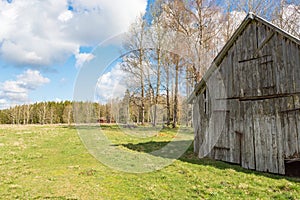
[188,13,300,175]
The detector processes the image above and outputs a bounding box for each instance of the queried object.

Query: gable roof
[188,12,300,103]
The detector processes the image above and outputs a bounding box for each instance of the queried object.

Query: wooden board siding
[192,18,300,175]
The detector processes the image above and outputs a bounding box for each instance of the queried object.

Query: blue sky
[0,0,150,109]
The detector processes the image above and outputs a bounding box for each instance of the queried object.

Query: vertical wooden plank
[268,32,276,96]
[247,23,255,97]
[239,99,245,166]
[239,37,246,98]
[281,98,289,157]
[242,23,251,97]
[288,96,298,157]
[292,43,300,157]
[241,101,255,170]
[229,99,238,163]
[229,110,235,163]
[227,49,233,98]
[240,101,246,167]
[275,97,285,174]
[253,101,263,171]
[262,100,270,172]
[253,59,260,96]
[254,102,260,171]
[225,110,230,162]
[256,21,265,96]
[294,42,300,92]
[282,37,289,94]
[272,33,280,95]
[256,22,264,46]
[234,36,241,98]
[295,95,300,160]
[275,33,284,94]
[285,39,293,94]
[270,104,279,173]
[289,41,296,93]
[193,96,200,155]
[235,99,242,164]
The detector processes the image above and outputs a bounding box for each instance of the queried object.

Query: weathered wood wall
[193,20,300,175]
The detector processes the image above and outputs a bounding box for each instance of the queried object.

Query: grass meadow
[0,125,299,199]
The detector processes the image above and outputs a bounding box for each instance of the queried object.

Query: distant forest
[0,93,191,126]
[0,101,83,125]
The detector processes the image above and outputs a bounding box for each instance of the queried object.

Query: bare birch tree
[122,15,148,124]
[273,0,300,38]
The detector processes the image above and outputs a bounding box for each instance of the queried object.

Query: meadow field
[0,125,299,199]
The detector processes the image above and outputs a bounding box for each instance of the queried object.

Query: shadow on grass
[62,125,300,182]
[120,140,300,183]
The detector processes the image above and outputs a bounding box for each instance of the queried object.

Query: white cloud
[0,69,50,104]
[0,0,147,68]
[58,10,73,22]
[16,69,50,90]
[0,99,7,104]
[95,64,128,102]
[75,52,95,68]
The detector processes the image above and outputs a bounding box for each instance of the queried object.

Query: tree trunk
[153,48,161,127]
[26,105,30,124]
[166,61,171,127]
[173,55,179,128]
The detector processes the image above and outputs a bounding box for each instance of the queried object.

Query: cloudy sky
[0,0,149,109]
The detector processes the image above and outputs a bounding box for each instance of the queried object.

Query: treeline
[0,101,106,125]
[0,96,191,126]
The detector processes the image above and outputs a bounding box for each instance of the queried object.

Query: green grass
[0,124,299,199]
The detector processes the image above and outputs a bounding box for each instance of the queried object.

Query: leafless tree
[273,0,300,38]
[122,15,148,124]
